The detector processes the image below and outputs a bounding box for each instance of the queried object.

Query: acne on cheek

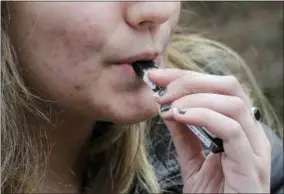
[74,85,84,91]
[43,35,100,88]
[26,15,105,101]
[60,21,105,65]
[41,30,97,71]
[39,56,86,96]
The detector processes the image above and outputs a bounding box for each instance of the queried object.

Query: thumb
[163,119,205,179]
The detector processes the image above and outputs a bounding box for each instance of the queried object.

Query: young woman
[1,2,283,193]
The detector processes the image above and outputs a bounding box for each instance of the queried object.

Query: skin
[149,69,271,192]
[8,2,270,193]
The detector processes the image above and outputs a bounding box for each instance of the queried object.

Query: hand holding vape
[132,60,224,154]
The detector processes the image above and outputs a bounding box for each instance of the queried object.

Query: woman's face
[9,2,181,123]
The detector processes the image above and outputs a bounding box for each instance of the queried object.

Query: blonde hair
[1,2,282,194]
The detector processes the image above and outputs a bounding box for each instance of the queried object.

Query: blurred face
[9,2,181,124]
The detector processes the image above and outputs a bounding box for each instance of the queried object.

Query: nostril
[138,21,146,25]
[138,21,155,29]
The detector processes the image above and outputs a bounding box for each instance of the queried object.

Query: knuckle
[230,121,243,139]
[179,75,198,94]
[231,97,247,116]
[180,76,193,90]
[226,76,241,91]
[180,74,191,83]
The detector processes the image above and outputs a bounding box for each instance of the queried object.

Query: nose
[125,2,177,30]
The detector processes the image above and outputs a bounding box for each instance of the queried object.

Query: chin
[106,105,159,125]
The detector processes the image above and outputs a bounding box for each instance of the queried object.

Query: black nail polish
[160,103,171,113]
[157,88,167,97]
[178,108,187,114]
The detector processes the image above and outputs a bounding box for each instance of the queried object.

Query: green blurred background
[179,2,283,124]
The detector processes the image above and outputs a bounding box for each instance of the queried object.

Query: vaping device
[132,60,224,154]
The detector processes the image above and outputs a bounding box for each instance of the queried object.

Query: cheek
[24,56,101,106]
[19,13,114,103]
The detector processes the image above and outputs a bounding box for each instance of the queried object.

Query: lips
[110,52,161,66]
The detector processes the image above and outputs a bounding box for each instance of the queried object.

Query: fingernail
[178,108,187,114]
[173,108,187,114]
[160,103,172,113]
[157,88,167,97]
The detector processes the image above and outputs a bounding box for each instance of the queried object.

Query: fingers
[148,68,187,87]
[163,120,205,179]
[150,69,269,157]
[171,107,255,173]
[150,68,271,188]
[149,69,252,108]
[160,93,269,157]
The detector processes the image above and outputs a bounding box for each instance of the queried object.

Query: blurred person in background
[1,2,283,194]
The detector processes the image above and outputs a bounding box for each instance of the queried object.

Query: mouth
[111,52,161,66]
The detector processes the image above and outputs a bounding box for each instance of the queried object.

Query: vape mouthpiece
[131,60,163,92]
[131,60,158,78]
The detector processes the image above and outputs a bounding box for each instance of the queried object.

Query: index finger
[148,68,192,87]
